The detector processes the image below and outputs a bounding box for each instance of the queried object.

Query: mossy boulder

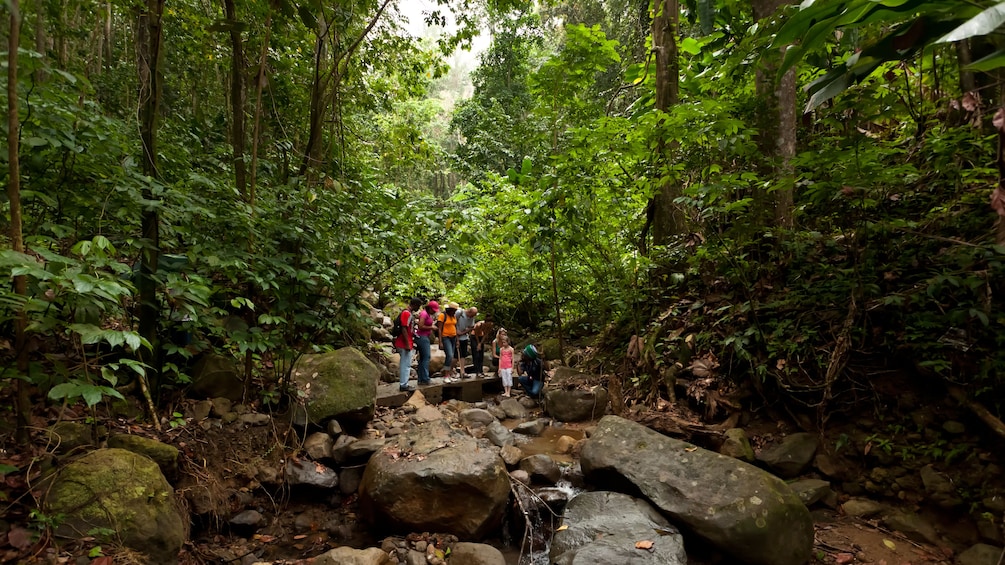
[44,448,186,564]
[45,422,94,454]
[539,338,562,362]
[190,353,243,401]
[581,415,812,565]
[293,347,378,427]
[106,434,179,479]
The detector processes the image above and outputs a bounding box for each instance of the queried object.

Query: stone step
[377,375,503,407]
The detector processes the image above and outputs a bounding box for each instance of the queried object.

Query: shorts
[499,368,513,388]
[458,339,470,359]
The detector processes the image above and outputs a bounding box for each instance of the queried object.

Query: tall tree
[224,0,247,199]
[648,0,686,246]
[753,0,796,228]
[7,0,31,445]
[136,0,164,426]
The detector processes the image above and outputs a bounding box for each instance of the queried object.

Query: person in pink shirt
[415,300,439,385]
[497,330,514,397]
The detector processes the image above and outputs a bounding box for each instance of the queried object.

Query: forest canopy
[2,0,1005,436]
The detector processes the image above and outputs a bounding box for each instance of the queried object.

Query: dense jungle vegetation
[3,0,1005,500]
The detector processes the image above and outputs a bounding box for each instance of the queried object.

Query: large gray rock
[720,428,755,462]
[44,449,186,564]
[550,491,687,565]
[448,542,506,565]
[286,459,339,488]
[519,454,562,485]
[359,420,510,539]
[190,353,243,400]
[957,544,1004,565]
[293,347,379,426]
[921,464,963,508]
[755,432,818,478]
[545,386,609,422]
[313,546,395,565]
[581,416,812,565]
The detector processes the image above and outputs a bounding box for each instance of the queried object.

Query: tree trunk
[649,0,686,246]
[136,0,164,428]
[753,0,796,228]
[8,0,32,446]
[300,15,329,177]
[224,0,247,199]
[103,1,113,71]
[249,12,272,209]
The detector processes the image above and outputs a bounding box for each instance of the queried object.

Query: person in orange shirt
[437,302,460,382]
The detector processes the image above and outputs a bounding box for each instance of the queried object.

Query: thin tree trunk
[249,12,272,209]
[34,1,47,80]
[104,1,113,71]
[753,0,797,228]
[649,0,685,246]
[136,0,164,429]
[8,0,32,446]
[224,0,247,199]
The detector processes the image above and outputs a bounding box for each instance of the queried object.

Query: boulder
[581,416,812,565]
[720,428,755,463]
[499,398,528,420]
[459,408,497,429]
[190,353,244,400]
[544,386,609,422]
[755,432,818,479]
[448,542,506,565]
[359,420,510,539]
[513,419,547,436]
[787,479,832,506]
[519,454,561,485]
[106,434,180,479]
[840,498,884,518]
[286,459,339,488]
[44,449,186,564]
[293,347,379,426]
[957,544,1004,565]
[313,546,395,565]
[549,491,687,565]
[304,432,334,461]
[46,422,94,453]
[883,511,939,545]
[921,464,964,508]
[485,420,515,447]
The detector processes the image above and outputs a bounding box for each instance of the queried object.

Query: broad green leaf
[965,48,1005,71]
[937,3,1005,43]
[680,37,702,56]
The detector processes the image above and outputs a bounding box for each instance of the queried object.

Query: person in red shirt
[394,298,422,392]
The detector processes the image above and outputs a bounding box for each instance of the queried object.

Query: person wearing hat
[517,344,545,398]
[455,306,478,378]
[437,302,460,382]
[415,300,439,385]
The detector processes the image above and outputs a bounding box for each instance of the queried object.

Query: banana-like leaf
[803,16,957,110]
[965,47,1005,71]
[937,2,1005,43]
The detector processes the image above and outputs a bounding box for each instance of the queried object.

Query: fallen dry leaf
[556,525,568,531]
[7,527,33,550]
[834,553,855,564]
[294,534,307,540]
[635,540,654,550]
[883,539,897,550]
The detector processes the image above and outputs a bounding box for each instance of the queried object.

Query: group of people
[391,298,545,398]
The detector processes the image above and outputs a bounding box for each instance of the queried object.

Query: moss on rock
[294,347,378,426]
[45,448,186,564]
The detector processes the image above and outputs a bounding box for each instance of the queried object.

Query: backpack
[391,310,407,338]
